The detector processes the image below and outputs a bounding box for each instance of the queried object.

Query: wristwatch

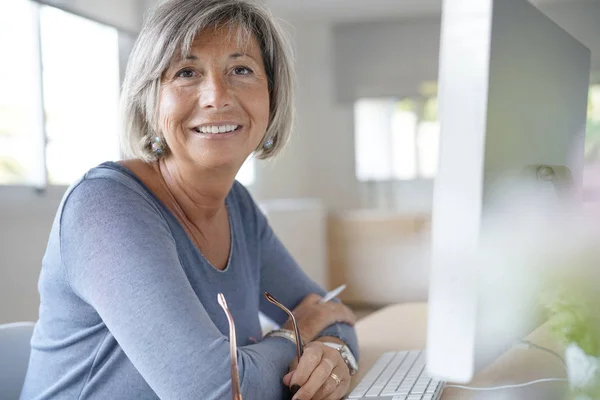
[322,342,359,376]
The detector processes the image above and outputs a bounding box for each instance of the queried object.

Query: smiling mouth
[192,124,241,134]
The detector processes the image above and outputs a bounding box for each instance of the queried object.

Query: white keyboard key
[381,352,418,394]
[427,381,441,392]
[411,386,427,394]
[364,352,408,397]
[346,352,396,398]
[348,350,443,399]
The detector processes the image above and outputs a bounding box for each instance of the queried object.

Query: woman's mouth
[192,124,241,134]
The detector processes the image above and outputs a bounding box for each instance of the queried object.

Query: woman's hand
[281,293,357,343]
[283,341,351,400]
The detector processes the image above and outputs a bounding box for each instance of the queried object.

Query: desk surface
[352,303,568,399]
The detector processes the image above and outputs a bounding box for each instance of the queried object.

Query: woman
[20,0,359,399]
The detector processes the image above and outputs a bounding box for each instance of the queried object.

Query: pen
[319,284,347,304]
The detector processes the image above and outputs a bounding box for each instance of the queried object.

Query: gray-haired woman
[20,1,358,399]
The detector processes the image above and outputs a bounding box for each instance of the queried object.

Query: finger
[322,365,351,400]
[311,365,342,400]
[283,369,295,386]
[292,350,337,400]
[290,344,324,389]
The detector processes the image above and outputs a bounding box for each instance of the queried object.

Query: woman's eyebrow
[173,53,257,63]
[230,52,259,63]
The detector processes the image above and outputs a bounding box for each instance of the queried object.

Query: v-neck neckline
[101,161,235,273]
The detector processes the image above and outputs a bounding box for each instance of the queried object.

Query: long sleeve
[243,191,359,359]
[60,177,297,400]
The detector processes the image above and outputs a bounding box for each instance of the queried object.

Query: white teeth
[196,125,239,134]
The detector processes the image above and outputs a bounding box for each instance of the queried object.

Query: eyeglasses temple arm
[264,291,304,364]
[218,293,243,400]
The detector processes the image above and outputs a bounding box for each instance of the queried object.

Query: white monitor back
[427,0,590,383]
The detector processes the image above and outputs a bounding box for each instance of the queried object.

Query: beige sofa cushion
[328,211,431,306]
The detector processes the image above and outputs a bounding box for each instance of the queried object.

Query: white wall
[0,187,65,324]
[333,18,442,102]
[260,199,329,288]
[252,21,364,211]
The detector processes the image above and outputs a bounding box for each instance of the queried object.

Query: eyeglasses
[217,293,242,400]
[264,292,304,363]
[217,291,304,400]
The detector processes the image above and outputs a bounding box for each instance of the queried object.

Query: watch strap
[321,341,359,376]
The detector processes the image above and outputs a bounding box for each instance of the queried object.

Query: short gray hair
[120,0,295,161]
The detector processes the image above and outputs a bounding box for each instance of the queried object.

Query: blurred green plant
[540,282,600,357]
[538,247,600,399]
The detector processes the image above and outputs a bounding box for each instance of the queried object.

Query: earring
[264,139,274,150]
[151,136,166,156]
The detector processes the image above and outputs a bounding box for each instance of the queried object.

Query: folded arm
[251,197,358,358]
[61,178,297,400]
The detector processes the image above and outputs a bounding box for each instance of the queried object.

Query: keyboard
[346,350,444,400]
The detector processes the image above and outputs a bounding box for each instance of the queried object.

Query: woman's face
[158,26,270,171]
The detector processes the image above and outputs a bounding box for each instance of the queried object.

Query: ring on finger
[329,372,341,385]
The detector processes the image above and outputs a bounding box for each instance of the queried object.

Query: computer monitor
[426,0,591,384]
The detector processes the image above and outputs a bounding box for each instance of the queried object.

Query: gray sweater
[20,162,357,400]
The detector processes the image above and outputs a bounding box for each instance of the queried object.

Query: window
[583,84,600,201]
[0,0,44,185]
[40,6,121,185]
[0,0,121,187]
[584,84,600,162]
[354,83,439,182]
[355,83,600,184]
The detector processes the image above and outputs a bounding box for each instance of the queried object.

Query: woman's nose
[199,73,232,110]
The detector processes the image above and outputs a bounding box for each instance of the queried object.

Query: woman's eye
[176,68,195,78]
[232,66,253,76]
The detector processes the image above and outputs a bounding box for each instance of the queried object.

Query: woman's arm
[245,190,358,358]
[61,177,297,399]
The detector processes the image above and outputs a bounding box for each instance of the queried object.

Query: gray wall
[333,1,600,103]
[334,18,441,102]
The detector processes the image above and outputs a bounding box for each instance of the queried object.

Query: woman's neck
[156,157,235,223]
